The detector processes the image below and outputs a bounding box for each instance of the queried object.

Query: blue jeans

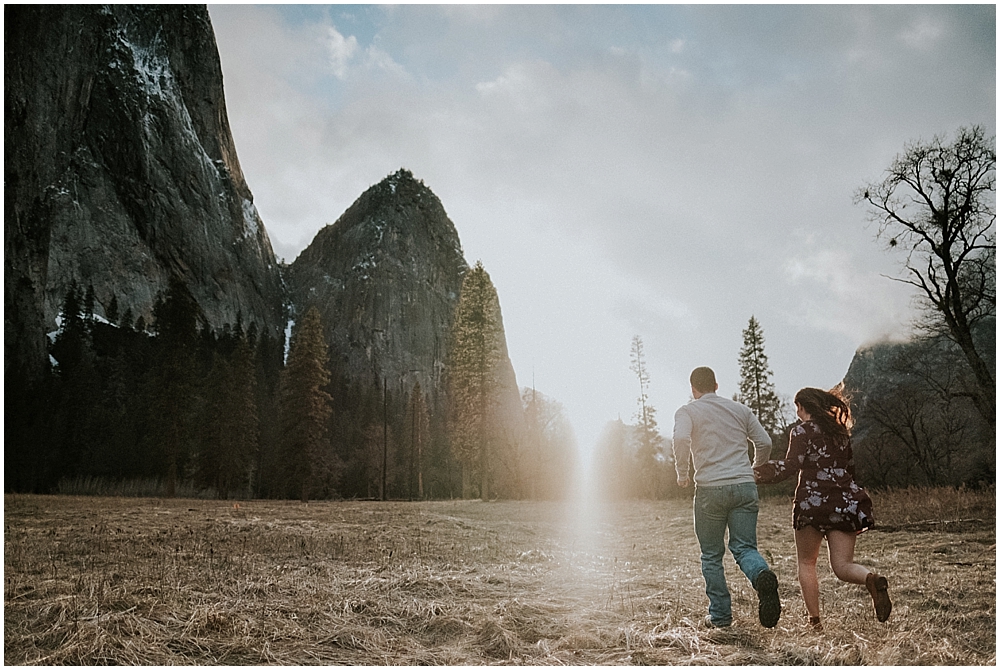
[694,482,770,626]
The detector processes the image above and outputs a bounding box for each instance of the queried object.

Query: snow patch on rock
[242,198,260,239]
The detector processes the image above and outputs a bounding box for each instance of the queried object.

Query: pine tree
[120,307,134,331]
[199,332,259,498]
[50,283,100,481]
[279,306,333,501]
[228,332,260,494]
[83,284,96,322]
[522,386,543,499]
[449,261,504,500]
[150,276,202,497]
[252,330,284,498]
[52,283,86,369]
[736,316,786,438]
[405,382,431,500]
[94,328,145,480]
[629,335,665,498]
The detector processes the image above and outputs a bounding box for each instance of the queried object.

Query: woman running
[754,386,891,630]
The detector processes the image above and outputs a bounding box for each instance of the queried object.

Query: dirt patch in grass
[4,488,995,665]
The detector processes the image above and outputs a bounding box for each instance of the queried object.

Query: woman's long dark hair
[794,386,852,442]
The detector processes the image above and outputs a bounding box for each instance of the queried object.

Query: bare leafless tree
[863,381,969,486]
[854,431,902,489]
[850,335,989,487]
[857,125,996,427]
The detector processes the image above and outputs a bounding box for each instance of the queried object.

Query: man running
[672,366,781,628]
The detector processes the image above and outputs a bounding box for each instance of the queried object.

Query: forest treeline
[7,278,284,498]
[6,274,991,500]
[6,127,994,499]
[847,321,995,489]
[5,266,578,502]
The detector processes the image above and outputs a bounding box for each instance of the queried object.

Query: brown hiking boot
[866,572,892,622]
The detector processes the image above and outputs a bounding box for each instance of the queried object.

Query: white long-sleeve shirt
[672,392,772,487]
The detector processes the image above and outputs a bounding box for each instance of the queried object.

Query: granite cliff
[287,170,468,401]
[5,5,285,382]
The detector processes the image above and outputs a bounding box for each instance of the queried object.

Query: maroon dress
[754,420,874,534]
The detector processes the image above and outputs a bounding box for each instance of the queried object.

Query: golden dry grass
[4,487,995,665]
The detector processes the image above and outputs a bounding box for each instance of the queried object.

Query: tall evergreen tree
[83,284,96,321]
[522,386,543,500]
[405,382,431,500]
[51,283,86,369]
[50,283,101,482]
[150,276,202,496]
[736,316,786,439]
[106,294,120,326]
[279,306,334,501]
[629,335,665,497]
[92,324,148,480]
[449,261,504,500]
[198,332,259,498]
[252,330,285,498]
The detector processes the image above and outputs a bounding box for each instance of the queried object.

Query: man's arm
[746,411,772,467]
[672,407,693,485]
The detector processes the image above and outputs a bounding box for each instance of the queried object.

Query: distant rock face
[843,320,995,437]
[841,322,994,487]
[287,170,469,401]
[287,169,526,493]
[5,5,285,380]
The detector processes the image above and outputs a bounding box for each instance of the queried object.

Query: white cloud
[782,249,912,342]
[326,26,358,79]
[364,45,408,79]
[474,62,549,99]
[474,74,508,96]
[897,16,945,49]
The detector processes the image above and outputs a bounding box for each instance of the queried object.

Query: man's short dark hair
[690,366,717,393]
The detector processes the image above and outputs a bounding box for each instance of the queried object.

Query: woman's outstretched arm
[753,424,808,484]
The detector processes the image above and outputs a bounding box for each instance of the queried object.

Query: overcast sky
[208,4,995,456]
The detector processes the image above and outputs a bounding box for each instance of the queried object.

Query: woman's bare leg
[826,530,870,584]
[794,526,824,619]
[827,530,892,620]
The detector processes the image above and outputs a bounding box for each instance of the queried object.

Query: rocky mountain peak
[297,169,464,271]
[285,168,526,498]
[287,169,468,395]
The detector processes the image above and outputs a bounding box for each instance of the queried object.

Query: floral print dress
[754,420,874,534]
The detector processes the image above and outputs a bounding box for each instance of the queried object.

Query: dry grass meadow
[4,487,995,665]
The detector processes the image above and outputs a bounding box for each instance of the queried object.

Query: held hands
[752,465,769,484]
[677,477,690,488]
